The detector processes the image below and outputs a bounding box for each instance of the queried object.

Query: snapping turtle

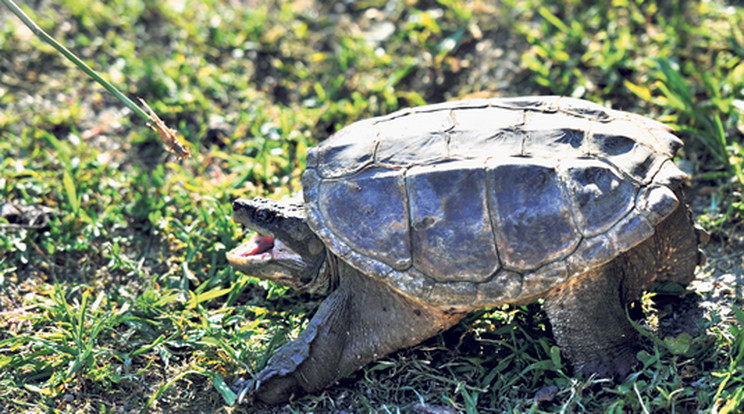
[227,96,706,404]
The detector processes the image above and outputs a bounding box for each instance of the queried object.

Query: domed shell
[302,96,686,311]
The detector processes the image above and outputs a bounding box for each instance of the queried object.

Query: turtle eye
[256,209,272,223]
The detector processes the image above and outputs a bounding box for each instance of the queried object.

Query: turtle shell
[302,96,686,311]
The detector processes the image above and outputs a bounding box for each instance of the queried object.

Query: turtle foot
[234,373,301,405]
[574,342,639,380]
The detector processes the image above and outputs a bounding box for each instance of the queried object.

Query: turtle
[226,96,707,404]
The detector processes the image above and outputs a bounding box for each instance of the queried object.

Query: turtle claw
[233,377,257,404]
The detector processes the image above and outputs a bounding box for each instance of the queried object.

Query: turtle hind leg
[542,200,702,379]
[244,261,464,404]
[542,265,641,379]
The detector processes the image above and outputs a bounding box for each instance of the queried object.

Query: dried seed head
[139,98,191,160]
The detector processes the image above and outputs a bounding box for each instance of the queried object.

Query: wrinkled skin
[227,194,706,404]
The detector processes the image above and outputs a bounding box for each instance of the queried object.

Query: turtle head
[227,197,330,293]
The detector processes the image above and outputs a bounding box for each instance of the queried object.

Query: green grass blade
[62,171,80,214]
[538,6,569,32]
[188,286,232,308]
[145,369,202,409]
[212,374,237,406]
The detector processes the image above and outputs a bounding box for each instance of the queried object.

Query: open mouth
[227,233,277,264]
[227,232,303,266]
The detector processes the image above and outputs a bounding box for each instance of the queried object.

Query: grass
[1,0,743,412]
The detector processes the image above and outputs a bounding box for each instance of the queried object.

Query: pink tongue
[248,235,275,255]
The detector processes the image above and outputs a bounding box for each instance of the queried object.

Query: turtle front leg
[542,265,642,379]
[239,262,464,404]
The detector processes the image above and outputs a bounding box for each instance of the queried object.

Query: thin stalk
[1,0,191,159]
[1,0,149,121]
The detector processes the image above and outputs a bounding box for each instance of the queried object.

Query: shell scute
[492,95,561,111]
[317,168,411,271]
[474,270,523,307]
[406,161,500,282]
[556,96,613,121]
[564,160,636,237]
[566,234,617,275]
[608,213,655,253]
[589,120,665,183]
[448,106,524,158]
[312,119,377,178]
[636,185,679,224]
[521,260,569,299]
[374,110,453,167]
[486,157,580,270]
[428,281,478,308]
